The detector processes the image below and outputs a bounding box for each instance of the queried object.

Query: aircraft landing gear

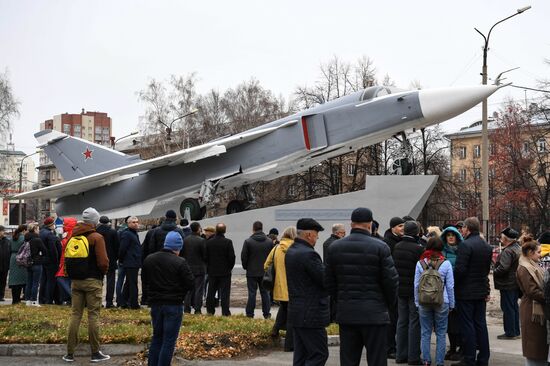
[180,198,204,220]
[391,131,413,175]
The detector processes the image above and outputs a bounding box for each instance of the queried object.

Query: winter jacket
[325,228,398,325]
[119,228,142,269]
[493,241,521,290]
[286,238,329,328]
[241,232,273,277]
[264,237,293,301]
[71,222,109,278]
[393,235,425,297]
[454,231,492,300]
[39,226,61,269]
[96,223,120,271]
[55,217,77,278]
[414,257,455,308]
[26,232,47,265]
[322,234,339,263]
[383,228,401,254]
[147,219,184,255]
[180,233,206,275]
[441,226,463,269]
[0,236,10,272]
[8,234,27,286]
[205,234,235,276]
[143,249,194,305]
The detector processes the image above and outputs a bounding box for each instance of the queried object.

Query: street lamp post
[157,108,199,142]
[475,5,531,236]
[18,151,39,225]
[112,131,139,149]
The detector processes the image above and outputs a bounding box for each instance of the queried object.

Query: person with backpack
[8,225,28,304]
[414,236,455,366]
[62,207,110,363]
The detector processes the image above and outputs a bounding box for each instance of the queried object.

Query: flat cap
[389,216,405,228]
[351,207,373,223]
[501,227,519,240]
[296,218,324,232]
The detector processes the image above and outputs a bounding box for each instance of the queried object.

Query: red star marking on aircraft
[83,147,94,160]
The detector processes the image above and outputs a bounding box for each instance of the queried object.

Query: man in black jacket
[241,221,273,319]
[96,216,119,308]
[493,227,521,340]
[143,231,194,366]
[0,226,9,302]
[393,221,424,365]
[119,217,142,309]
[322,223,346,323]
[146,210,185,255]
[326,208,398,366]
[453,217,492,366]
[181,222,207,314]
[205,223,235,316]
[286,218,328,366]
[39,217,61,304]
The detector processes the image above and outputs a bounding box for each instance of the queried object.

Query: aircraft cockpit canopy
[360,86,405,102]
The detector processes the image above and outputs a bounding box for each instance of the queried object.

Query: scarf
[519,255,545,325]
[420,249,444,262]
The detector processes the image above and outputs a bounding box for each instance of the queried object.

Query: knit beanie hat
[82,207,100,225]
[164,231,183,251]
[165,210,177,220]
[389,216,405,228]
[404,221,419,237]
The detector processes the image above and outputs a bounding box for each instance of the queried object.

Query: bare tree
[0,70,19,147]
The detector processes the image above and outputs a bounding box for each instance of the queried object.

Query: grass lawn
[0,305,339,359]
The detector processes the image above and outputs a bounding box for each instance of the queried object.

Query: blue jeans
[419,303,449,365]
[457,300,490,366]
[26,265,42,301]
[116,266,126,307]
[500,289,520,337]
[57,277,72,303]
[396,296,421,362]
[148,304,183,366]
[245,276,271,318]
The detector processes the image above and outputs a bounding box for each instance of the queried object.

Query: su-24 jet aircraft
[18,84,503,220]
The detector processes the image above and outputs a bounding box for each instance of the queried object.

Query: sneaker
[25,300,32,306]
[91,351,110,362]
[31,301,41,307]
[62,354,74,362]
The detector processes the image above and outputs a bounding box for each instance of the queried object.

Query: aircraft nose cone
[418,85,499,124]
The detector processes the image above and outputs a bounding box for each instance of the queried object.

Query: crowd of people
[1,206,550,366]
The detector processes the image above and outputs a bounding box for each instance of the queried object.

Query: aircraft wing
[16,120,298,199]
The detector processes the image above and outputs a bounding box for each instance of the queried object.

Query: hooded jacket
[264,237,293,301]
[56,217,77,277]
[241,231,273,277]
[71,222,109,278]
[39,226,61,269]
[441,226,463,269]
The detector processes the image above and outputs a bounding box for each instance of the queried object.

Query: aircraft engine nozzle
[418,85,499,124]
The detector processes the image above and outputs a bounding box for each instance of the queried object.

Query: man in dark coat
[118,216,142,309]
[326,208,398,366]
[241,221,274,319]
[493,227,521,339]
[0,226,10,301]
[39,217,61,304]
[180,222,207,314]
[143,231,194,366]
[140,216,164,305]
[205,223,235,316]
[392,221,424,365]
[286,218,329,366]
[322,223,346,323]
[383,216,404,359]
[453,217,493,366]
[147,210,185,255]
[96,216,119,308]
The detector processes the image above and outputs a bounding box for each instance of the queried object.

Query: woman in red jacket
[56,217,77,305]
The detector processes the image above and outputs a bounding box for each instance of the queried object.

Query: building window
[474,145,481,158]
[73,125,81,137]
[459,168,466,182]
[63,124,71,134]
[347,163,356,176]
[523,141,530,155]
[458,146,466,159]
[459,198,467,210]
[474,168,481,181]
[289,184,296,197]
[538,139,546,153]
[489,144,495,156]
[95,126,102,134]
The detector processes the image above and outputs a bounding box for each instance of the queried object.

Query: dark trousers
[116,266,126,307]
[148,304,183,366]
[11,285,25,304]
[206,275,231,316]
[141,267,148,305]
[105,267,116,306]
[39,266,57,304]
[0,270,7,300]
[340,324,388,366]
[396,296,421,362]
[387,301,397,354]
[245,276,271,318]
[184,274,205,313]
[500,289,520,337]
[122,267,140,308]
[26,265,42,301]
[273,301,294,351]
[457,300,490,366]
[293,327,329,366]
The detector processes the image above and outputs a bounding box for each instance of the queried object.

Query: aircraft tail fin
[36,129,143,181]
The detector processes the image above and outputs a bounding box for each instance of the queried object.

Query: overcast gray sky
[1,0,548,154]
